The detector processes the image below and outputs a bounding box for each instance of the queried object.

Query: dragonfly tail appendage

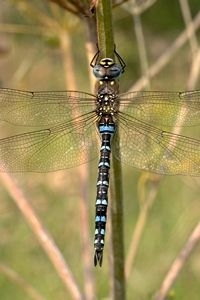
[94,249,103,267]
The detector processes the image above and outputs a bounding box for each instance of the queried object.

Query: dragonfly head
[93,58,123,80]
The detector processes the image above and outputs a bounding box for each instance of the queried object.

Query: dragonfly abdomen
[94,119,115,266]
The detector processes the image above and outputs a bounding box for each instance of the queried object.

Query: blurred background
[0,0,200,299]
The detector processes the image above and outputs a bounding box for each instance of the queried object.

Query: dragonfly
[0,50,200,266]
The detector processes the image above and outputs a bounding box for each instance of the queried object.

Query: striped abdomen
[94,119,115,266]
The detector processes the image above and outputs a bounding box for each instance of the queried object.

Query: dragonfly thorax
[95,79,119,95]
[96,94,116,116]
[96,81,119,117]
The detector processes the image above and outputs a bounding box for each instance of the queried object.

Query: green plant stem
[96,1,125,299]
[110,149,125,300]
[96,0,114,57]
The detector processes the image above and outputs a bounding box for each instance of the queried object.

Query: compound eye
[93,66,105,79]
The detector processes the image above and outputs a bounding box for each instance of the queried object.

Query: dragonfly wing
[119,90,200,127]
[0,113,99,172]
[0,88,95,126]
[112,114,200,176]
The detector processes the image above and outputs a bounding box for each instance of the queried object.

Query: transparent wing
[113,113,200,176]
[0,113,99,172]
[0,88,96,126]
[119,90,200,126]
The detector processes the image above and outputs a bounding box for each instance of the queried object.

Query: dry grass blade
[59,30,95,299]
[0,173,84,300]
[125,173,160,278]
[154,222,200,300]
[187,48,200,89]
[129,10,200,92]
[133,13,150,88]
[0,263,46,300]
[179,0,198,55]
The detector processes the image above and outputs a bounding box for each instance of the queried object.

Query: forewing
[119,90,200,127]
[0,88,95,126]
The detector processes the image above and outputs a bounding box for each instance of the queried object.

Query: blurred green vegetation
[0,1,200,300]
